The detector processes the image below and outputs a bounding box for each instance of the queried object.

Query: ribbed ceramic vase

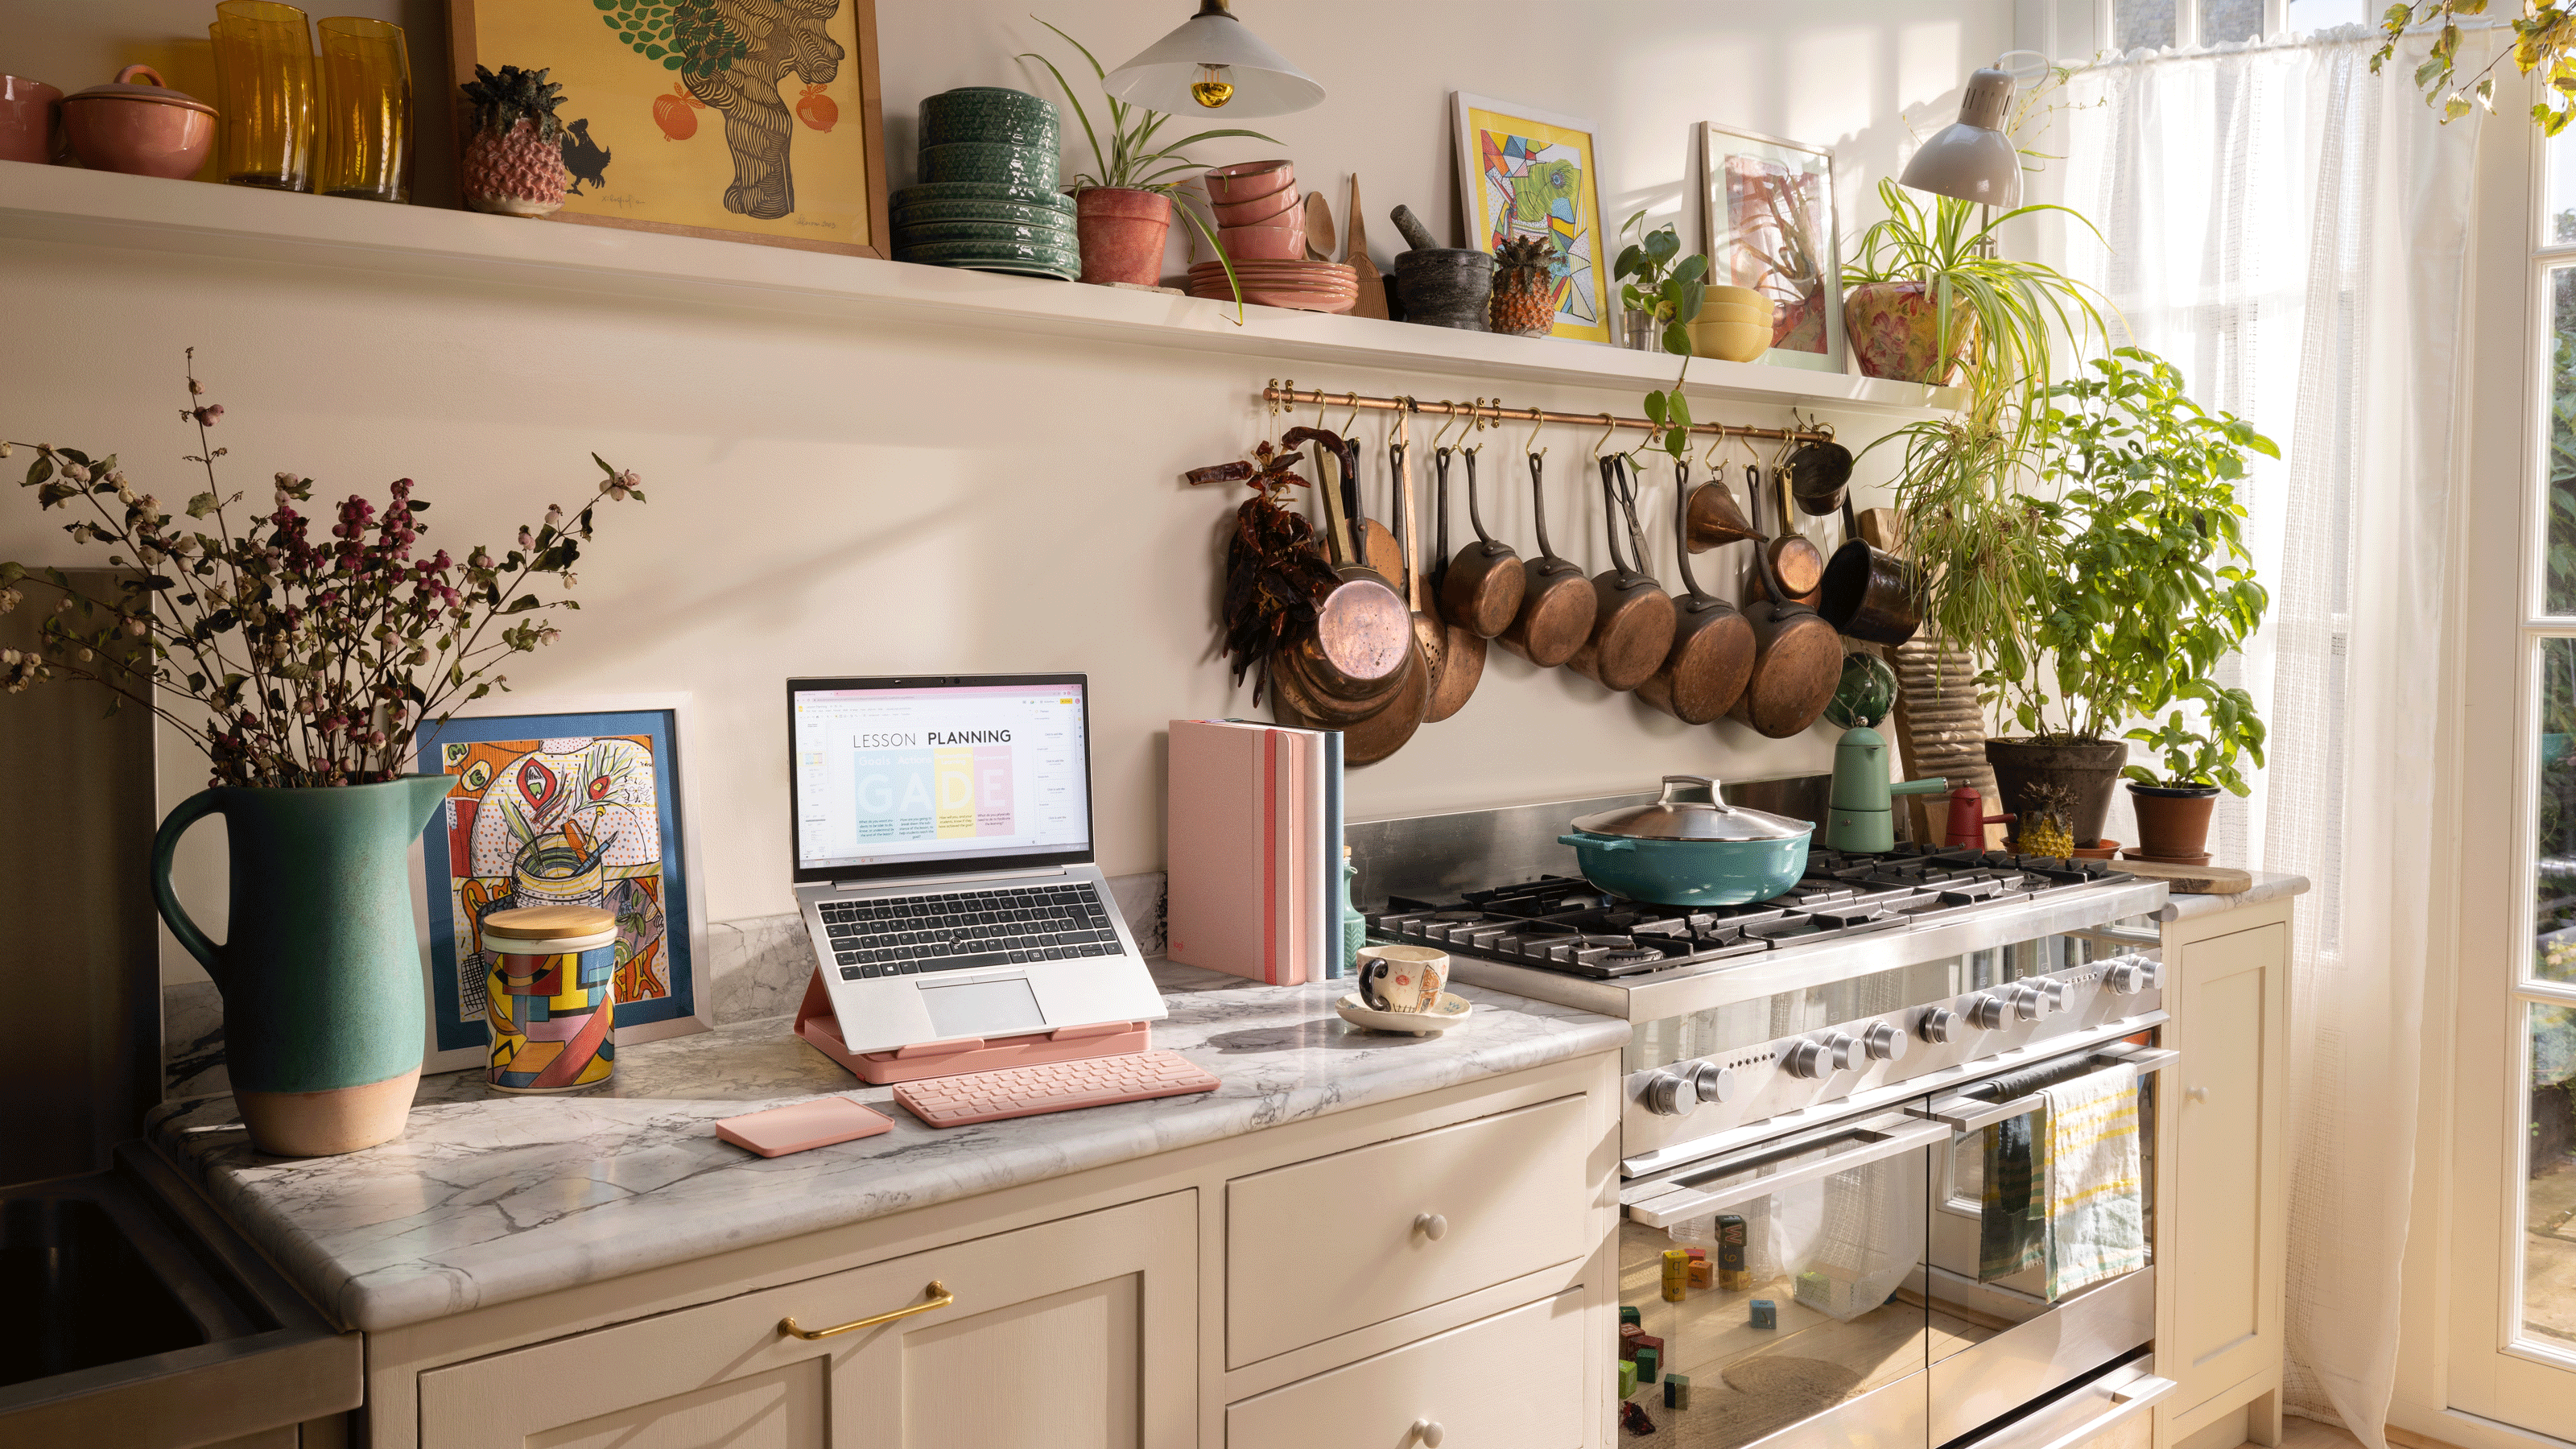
[151,774,449,1156]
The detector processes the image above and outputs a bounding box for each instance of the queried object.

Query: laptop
[789,674,1166,1056]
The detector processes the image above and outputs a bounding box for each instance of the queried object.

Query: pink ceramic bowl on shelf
[1211,183,1298,227]
[1220,221,1308,260]
[60,64,214,180]
[1204,159,1292,204]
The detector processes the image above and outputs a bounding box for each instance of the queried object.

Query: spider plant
[1020,18,1277,317]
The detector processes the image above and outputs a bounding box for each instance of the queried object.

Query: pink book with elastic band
[1166,719,1271,982]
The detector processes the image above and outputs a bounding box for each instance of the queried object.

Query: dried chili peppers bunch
[0,349,644,787]
[1206,440,1335,704]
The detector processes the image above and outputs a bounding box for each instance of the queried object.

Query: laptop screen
[787,675,1093,883]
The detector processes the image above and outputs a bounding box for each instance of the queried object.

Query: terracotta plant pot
[1076,187,1172,287]
[2128,782,2220,861]
[1843,280,1975,385]
[1985,737,2128,849]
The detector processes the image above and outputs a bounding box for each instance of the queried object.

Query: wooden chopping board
[2112,857,2255,895]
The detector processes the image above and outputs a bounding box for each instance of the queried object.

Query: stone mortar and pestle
[1389,204,1494,332]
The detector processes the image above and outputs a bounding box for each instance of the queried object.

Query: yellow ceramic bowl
[1690,319,1772,362]
[1706,284,1766,310]
[1697,300,1774,326]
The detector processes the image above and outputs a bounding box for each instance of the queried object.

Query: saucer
[1335,990,1473,1036]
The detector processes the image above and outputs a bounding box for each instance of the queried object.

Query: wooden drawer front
[417,1192,1195,1449]
[1225,1095,1589,1368]
[1226,1290,1585,1449]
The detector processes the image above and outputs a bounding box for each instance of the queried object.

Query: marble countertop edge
[2154,870,2310,922]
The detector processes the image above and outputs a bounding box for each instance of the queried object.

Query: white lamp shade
[1897,66,2022,208]
[1101,6,1325,119]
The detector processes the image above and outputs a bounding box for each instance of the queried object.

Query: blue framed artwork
[415,698,709,1071]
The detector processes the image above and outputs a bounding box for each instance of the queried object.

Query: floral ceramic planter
[1843,280,1975,385]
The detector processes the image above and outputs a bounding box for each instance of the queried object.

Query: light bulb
[1190,64,1234,108]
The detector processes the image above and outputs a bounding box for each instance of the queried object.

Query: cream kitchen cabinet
[2153,896,2296,1449]
[357,1049,1623,1449]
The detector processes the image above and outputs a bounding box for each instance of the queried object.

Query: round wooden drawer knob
[1414,1418,1447,1447]
[2188,1085,2210,1103]
[1414,1212,1448,1241]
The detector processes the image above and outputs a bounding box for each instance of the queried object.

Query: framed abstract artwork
[447,0,890,258]
[1699,122,1844,374]
[411,694,710,1074]
[1451,93,1611,345]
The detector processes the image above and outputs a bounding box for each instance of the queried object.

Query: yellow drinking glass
[209,0,316,191]
[316,16,408,202]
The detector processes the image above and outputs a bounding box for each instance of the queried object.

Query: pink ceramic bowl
[1204,159,1293,204]
[0,76,65,164]
[1211,183,1298,227]
[1220,221,1308,261]
[61,64,215,180]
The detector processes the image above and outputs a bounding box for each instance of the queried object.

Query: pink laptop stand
[792,967,1154,1085]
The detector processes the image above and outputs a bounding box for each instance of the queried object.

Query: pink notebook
[1169,719,1315,985]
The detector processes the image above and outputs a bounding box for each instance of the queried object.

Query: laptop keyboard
[820,882,1124,980]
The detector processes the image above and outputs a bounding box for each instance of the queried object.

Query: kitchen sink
[0,1143,361,1447]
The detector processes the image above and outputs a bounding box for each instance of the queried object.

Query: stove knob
[2041,978,2071,1010]
[2010,982,2051,1022]
[1641,1070,1701,1117]
[1688,1061,1737,1104]
[1860,1022,1908,1063]
[2104,957,2162,994]
[1782,1038,1836,1080]
[1917,1007,1961,1044]
[1965,993,2011,1030]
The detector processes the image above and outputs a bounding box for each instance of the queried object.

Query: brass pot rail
[1261,382,1834,447]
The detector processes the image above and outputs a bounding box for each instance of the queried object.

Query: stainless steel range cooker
[1351,782,2179,1449]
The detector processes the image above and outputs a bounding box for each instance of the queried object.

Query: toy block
[1663,1374,1691,1410]
[1750,1298,1777,1329]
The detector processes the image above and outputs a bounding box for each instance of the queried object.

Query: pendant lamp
[1897,64,2021,208]
[1100,0,1324,119]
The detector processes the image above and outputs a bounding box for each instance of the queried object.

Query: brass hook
[1522,403,1546,458]
[1699,424,1731,471]
[1592,412,1618,458]
[1340,391,1361,437]
[1462,398,1488,456]
[1430,400,1464,452]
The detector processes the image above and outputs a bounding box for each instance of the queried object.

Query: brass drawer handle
[779,1281,955,1340]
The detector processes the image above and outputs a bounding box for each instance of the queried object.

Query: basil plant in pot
[1022,20,1273,296]
[1982,347,2274,855]
[0,354,642,1156]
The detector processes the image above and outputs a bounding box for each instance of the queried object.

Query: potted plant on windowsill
[1021,20,1273,296]
[0,353,642,1157]
[1977,347,2274,850]
[2123,681,2267,863]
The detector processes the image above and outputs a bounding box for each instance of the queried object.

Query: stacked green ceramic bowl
[894,89,1079,280]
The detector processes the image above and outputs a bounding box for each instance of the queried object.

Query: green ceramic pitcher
[151,773,451,1157]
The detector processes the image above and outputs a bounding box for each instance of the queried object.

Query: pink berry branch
[0,350,644,787]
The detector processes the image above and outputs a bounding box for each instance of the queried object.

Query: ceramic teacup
[1355,943,1448,1013]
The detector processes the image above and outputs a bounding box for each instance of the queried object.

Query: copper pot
[1420,445,1488,721]
[1496,452,1599,667]
[1731,468,1843,738]
[1746,461,1823,607]
[1565,454,1677,693]
[1818,502,1922,646]
[1637,460,1755,724]
[1280,427,1411,702]
[1435,446,1526,638]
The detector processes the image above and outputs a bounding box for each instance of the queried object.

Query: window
[2099,0,2366,49]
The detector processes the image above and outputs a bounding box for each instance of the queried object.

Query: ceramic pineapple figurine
[460,64,570,217]
[1489,234,1558,336]
[2016,783,2077,860]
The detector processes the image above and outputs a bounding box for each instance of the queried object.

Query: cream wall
[0,1,2007,984]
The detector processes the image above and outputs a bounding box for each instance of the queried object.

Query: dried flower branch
[1,350,644,787]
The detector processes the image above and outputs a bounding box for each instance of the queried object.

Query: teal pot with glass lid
[1557,774,1813,906]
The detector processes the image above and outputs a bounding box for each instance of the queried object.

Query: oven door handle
[1911,1046,2181,1133]
[1620,1114,1951,1227]
[2022,1373,2177,1449]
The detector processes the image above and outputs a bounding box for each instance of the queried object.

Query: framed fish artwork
[412,694,710,1073]
[446,0,890,257]
[1451,93,1611,345]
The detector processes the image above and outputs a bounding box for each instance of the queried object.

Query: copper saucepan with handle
[1275,427,1412,709]
[1437,442,1527,638]
[1566,452,1677,693]
[1730,457,1844,737]
[1818,497,1923,646]
[1637,458,1756,724]
[1496,450,1599,668]
[1421,443,1488,720]
[1746,459,1824,608]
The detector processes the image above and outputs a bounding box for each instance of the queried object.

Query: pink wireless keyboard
[891,1048,1221,1128]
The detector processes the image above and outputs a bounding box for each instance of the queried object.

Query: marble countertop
[2154,870,2310,923]
[146,964,1629,1335]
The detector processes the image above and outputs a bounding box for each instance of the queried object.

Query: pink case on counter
[715,1096,895,1157]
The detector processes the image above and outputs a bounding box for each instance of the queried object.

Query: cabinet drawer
[1227,1290,1585,1449]
[1225,1095,1590,1368]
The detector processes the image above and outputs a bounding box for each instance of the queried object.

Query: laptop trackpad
[919,977,1046,1038]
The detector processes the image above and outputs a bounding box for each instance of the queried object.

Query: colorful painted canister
[482,904,618,1093]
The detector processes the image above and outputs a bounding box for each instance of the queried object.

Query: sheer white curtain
[2061,29,2484,1447]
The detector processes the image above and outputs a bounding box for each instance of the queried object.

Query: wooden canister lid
[482,905,617,952]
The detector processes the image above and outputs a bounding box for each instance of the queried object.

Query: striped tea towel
[2041,1063,2146,1299]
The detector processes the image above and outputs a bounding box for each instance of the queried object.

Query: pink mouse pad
[716,1096,896,1157]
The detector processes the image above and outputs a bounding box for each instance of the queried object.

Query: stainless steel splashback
[1345,774,1833,910]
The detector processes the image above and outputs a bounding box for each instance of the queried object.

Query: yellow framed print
[1451,92,1610,345]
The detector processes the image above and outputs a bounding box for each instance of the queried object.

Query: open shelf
[0,164,1964,419]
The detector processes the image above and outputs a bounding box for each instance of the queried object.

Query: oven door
[1918,1042,2175,1444]
[1617,1110,1951,1449]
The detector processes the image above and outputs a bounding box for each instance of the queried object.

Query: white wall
[0,1,2008,983]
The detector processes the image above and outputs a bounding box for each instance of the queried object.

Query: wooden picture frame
[409,692,713,1075]
[448,0,890,258]
[1699,122,1844,374]
[1451,92,1612,345]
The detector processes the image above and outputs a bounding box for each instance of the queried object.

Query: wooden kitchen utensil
[1496,451,1600,668]
[1437,444,1526,637]
[1637,460,1755,724]
[1344,175,1389,320]
[1422,445,1488,720]
[1566,452,1678,693]
[2111,857,2255,895]
[1303,190,1336,262]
